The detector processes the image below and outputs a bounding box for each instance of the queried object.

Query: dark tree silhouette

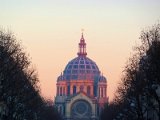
[0,30,61,120]
[40,100,62,120]
[101,23,160,120]
[100,103,123,120]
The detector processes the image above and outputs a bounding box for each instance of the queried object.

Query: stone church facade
[55,33,108,120]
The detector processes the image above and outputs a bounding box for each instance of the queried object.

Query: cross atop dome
[77,32,87,57]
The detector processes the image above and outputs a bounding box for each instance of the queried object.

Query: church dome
[63,56,100,80]
[58,33,103,81]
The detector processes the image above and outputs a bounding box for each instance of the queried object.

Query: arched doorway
[71,100,92,120]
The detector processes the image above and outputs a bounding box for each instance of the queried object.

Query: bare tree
[101,23,160,120]
[0,30,61,120]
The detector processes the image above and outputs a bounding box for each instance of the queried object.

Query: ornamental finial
[81,29,84,38]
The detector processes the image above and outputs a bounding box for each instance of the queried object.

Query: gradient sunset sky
[1,0,160,101]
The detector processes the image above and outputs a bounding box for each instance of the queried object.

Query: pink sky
[0,0,160,101]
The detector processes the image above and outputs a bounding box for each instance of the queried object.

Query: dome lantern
[77,32,87,57]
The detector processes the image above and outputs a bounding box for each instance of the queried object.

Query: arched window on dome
[101,87,103,98]
[72,75,78,80]
[67,85,70,96]
[60,87,62,96]
[86,65,91,69]
[80,61,84,64]
[87,86,91,96]
[80,85,84,92]
[73,65,78,68]
[94,85,97,96]
[80,65,85,69]
[73,86,76,95]
[63,87,65,95]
